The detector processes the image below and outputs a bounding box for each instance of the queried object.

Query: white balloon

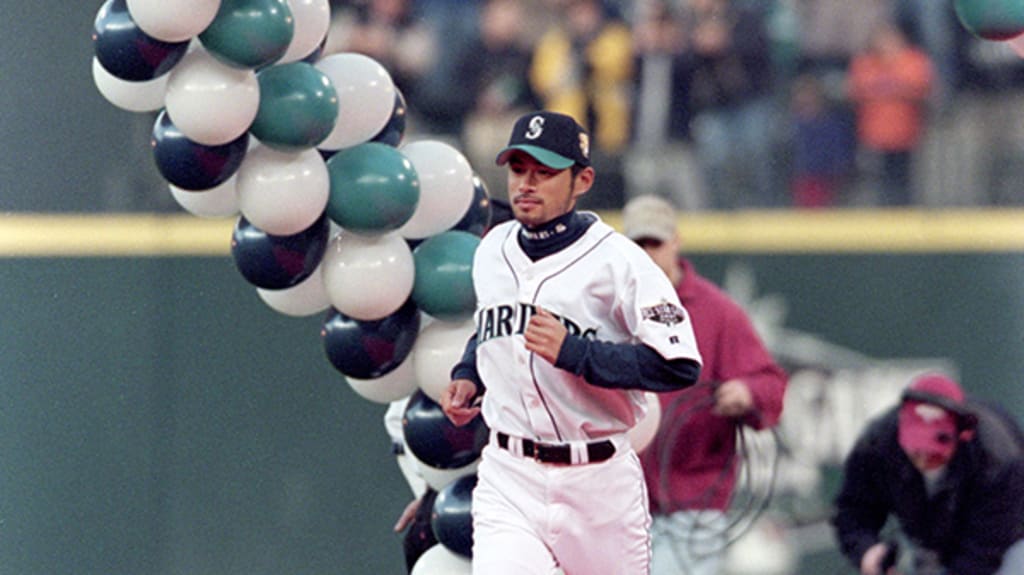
[410,543,473,575]
[346,351,419,404]
[236,145,329,236]
[278,0,331,64]
[315,53,396,150]
[410,451,480,493]
[628,392,662,454]
[321,232,414,321]
[385,397,431,498]
[165,48,259,146]
[92,57,167,112]
[413,317,476,402]
[398,140,476,239]
[169,176,239,218]
[126,0,221,43]
[257,263,330,316]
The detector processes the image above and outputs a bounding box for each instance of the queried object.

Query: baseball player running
[440,110,704,575]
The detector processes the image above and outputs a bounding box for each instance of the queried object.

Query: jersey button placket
[520,279,557,438]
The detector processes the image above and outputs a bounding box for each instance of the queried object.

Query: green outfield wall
[1,211,1022,574]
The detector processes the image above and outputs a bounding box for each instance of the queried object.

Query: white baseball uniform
[464,214,702,575]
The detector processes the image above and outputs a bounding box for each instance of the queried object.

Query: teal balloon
[199,0,294,69]
[954,0,1024,40]
[251,62,338,150]
[412,231,480,320]
[326,143,420,234]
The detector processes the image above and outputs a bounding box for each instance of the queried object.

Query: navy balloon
[404,237,425,252]
[322,298,420,379]
[93,0,189,81]
[152,110,249,191]
[451,174,493,237]
[432,474,477,558]
[489,198,514,228]
[231,212,329,289]
[403,390,488,470]
[370,90,408,147]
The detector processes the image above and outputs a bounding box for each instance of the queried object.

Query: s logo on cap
[525,116,545,140]
[495,110,591,169]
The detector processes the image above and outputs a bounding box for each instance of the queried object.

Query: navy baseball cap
[495,111,591,170]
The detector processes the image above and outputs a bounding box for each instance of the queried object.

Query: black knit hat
[495,111,591,170]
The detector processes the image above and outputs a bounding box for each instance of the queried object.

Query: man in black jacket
[832,372,1024,575]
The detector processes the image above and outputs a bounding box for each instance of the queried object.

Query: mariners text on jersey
[476,302,599,343]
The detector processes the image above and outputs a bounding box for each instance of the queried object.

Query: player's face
[506,152,593,228]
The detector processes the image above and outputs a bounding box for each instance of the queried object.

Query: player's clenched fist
[440,378,481,427]
[524,306,567,364]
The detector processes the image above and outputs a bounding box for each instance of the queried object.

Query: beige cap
[622,195,678,242]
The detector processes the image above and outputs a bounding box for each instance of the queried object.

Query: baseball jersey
[471,214,702,444]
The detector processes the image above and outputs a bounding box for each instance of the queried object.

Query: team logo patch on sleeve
[641,301,687,326]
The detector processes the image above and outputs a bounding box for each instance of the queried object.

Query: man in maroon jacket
[623,194,788,575]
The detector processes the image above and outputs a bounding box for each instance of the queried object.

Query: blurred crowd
[323,0,1024,211]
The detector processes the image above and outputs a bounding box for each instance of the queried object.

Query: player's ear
[571,166,595,200]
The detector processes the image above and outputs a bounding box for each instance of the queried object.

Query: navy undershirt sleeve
[555,335,700,392]
[450,333,485,397]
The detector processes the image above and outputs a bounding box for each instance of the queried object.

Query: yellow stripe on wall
[1,210,1023,256]
[600,209,1024,253]
[0,214,234,257]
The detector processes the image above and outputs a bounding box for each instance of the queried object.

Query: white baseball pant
[470,442,652,574]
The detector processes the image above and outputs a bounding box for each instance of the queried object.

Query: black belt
[496,432,615,465]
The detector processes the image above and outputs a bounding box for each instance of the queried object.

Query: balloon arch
[91,1,660,571]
